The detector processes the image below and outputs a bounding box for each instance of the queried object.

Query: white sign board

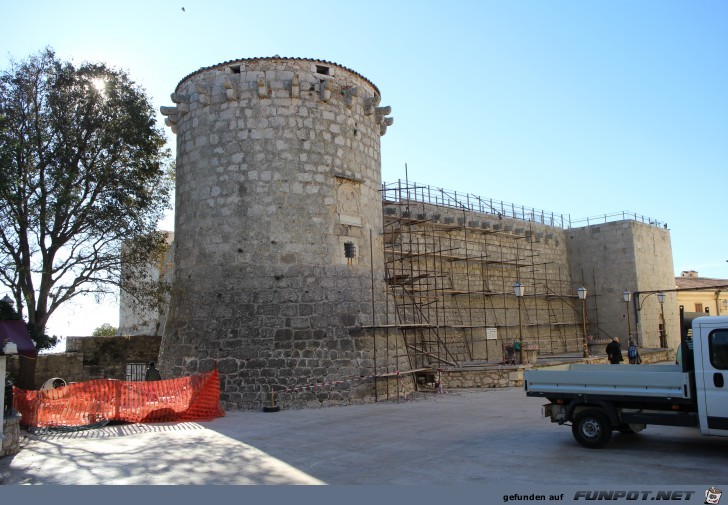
[486,327,498,340]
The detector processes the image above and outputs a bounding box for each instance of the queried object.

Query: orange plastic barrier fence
[13,370,224,428]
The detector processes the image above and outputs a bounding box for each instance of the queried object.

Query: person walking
[606,337,624,365]
[627,338,641,364]
[145,362,162,381]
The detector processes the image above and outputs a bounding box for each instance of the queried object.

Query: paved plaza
[1,386,725,486]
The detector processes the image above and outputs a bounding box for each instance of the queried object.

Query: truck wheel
[572,410,612,448]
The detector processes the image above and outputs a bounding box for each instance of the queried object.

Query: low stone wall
[442,366,524,389]
[36,353,85,383]
[65,335,162,380]
[2,413,21,457]
[6,335,162,388]
[7,353,85,388]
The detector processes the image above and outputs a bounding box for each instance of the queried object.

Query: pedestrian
[145,361,162,381]
[606,337,624,364]
[627,338,641,365]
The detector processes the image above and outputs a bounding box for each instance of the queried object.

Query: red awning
[0,320,38,357]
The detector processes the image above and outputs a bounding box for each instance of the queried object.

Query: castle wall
[380,199,582,366]
[566,221,678,349]
[158,58,394,409]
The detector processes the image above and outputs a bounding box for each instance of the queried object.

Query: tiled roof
[175,57,380,96]
[675,276,728,290]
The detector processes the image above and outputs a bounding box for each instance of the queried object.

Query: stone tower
[158,57,393,409]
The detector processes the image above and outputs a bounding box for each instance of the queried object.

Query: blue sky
[2,0,727,338]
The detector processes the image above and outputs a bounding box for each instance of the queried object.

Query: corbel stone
[319,79,331,102]
[257,76,269,99]
[290,74,300,98]
[223,77,237,101]
[375,106,392,124]
[170,93,189,115]
[342,86,359,108]
[364,95,381,115]
[160,105,179,128]
[380,117,394,136]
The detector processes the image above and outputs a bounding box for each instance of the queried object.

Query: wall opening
[316,65,330,76]
[344,242,356,259]
[125,363,146,381]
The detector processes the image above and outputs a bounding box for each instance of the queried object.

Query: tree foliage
[92,322,118,337]
[0,48,173,335]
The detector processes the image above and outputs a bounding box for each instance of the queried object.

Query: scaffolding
[369,180,600,391]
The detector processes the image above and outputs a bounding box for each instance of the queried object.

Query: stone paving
[1,373,723,486]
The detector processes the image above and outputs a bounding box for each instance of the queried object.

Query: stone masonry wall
[381,200,583,367]
[158,58,394,409]
[2,413,21,457]
[6,336,162,386]
[65,335,162,380]
[566,221,678,350]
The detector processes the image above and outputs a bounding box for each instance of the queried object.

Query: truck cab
[692,316,728,435]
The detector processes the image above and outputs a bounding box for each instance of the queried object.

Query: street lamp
[623,290,632,341]
[657,292,666,348]
[514,282,525,364]
[577,287,588,358]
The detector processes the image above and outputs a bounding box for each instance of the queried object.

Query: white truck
[524,315,728,448]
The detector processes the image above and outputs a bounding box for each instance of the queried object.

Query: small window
[315,65,330,76]
[709,330,728,370]
[228,65,241,74]
[344,242,356,259]
[695,303,703,313]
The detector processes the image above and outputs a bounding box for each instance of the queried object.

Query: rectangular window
[710,330,728,370]
[344,242,356,259]
[125,363,147,382]
[695,303,704,313]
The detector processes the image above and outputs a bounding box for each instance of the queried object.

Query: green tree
[92,323,117,337]
[0,48,173,338]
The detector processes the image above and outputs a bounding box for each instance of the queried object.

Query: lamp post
[514,282,525,364]
[577,287,588,358]
[657,292,666,348]
[623,290,632,341]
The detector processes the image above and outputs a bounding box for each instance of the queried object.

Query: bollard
[263,390,280,413]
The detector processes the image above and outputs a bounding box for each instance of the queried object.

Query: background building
[675,270,728,316]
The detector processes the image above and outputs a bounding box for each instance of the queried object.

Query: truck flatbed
[525,363,692,402]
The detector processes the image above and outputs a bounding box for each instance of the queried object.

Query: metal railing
[381,180,665,230]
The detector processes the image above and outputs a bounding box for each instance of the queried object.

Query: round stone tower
[158,57,393,409]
